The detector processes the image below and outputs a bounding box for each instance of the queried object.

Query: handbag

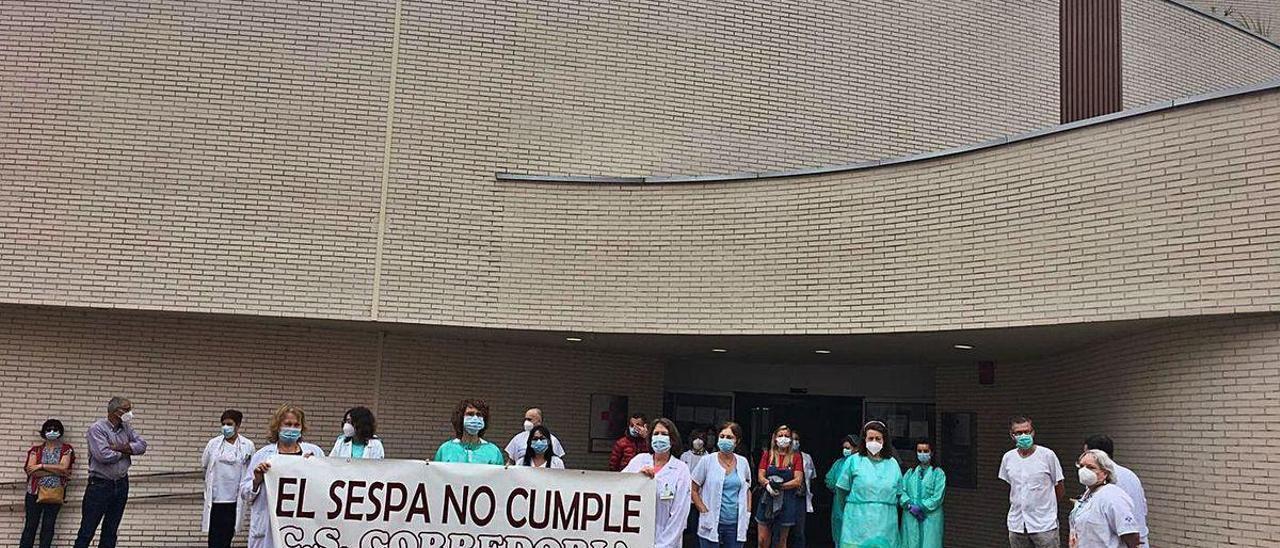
[36,483,65,505]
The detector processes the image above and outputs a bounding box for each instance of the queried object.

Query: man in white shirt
[999,416,1065,548]
[1084,435,1148,546]
[505,408,565,464]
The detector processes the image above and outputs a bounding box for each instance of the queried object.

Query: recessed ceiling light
[814,349,831,354]
[565,337,583,342]
[953,344,974,350]
[712,348,728,353]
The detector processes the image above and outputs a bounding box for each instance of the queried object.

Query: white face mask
[1078,467,1099,487]
[692,439,705,451]
[120,411,135,423]
[865,441,884,455]
[776,436,792,449]
[342,422,356,438]
[523,420,534,432]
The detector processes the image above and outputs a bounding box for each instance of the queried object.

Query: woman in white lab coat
[623,418,692,548]
[690,421,752,548]
[202,409,254,548]
[330,406,385,459]
[240,404,325,548]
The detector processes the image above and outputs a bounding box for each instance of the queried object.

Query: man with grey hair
[75,397,148,548]
[1070,450,1140,548]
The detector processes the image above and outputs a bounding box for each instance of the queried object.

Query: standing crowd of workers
[22,398,1147,548]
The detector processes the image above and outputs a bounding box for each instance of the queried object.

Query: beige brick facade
[0,305,662,546]
[936,313,1280,547]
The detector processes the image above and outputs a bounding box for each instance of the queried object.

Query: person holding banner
[691,421,752,548]
[241,404,325,548]
[623,418,692,548]
[434,398,506,465]
[518,425,565,468]
[331,406,384,459]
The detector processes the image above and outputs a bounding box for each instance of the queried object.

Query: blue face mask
[917,452,932,464]
[45,431,62,441]
[222,425,236,439]
[279,427,302,443]
[842,448,853,457]
[463,416,485,435]
[1015,433,1034,450]
[530,438,550,454]
[717,438,735,453]
[650,434,671,454]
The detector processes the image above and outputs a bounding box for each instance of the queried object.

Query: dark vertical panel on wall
[1061,0,1122,123]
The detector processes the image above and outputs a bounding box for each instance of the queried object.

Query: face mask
[279,427,302,443]
[692,439,705,451]
[222,425,236,439]
[523,420,534,432]
[775,436,792,449]
[717,438,735,453]
[45,431,62,441]
[120,411,135,423]
[917,452,931,464]
[650,434,672,454]
[463,416,485,435]
[1015,433,1034,450]
[842,448,853,457]
[342,422,356,438]
[792,441,801,451]
[1077,467,1099,487]
[628,426,640,438]
[530,438,549,454]
[865,441,884,455]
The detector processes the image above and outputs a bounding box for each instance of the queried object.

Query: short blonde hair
[267,404,307,443]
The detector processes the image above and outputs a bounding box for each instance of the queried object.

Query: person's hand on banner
[639,465,655,478]
[252,460,272,489]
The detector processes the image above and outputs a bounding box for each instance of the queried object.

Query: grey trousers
[1009,529,1060,548]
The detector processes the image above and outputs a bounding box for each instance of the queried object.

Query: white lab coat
[1112,463,1148,544]
[201,435,255,533]
[801,451,816,513]
[690,453,751,543]
[1069,483,1139,548]
[240,442,325,548]
[330,436,385,459]
[624,453,692,548]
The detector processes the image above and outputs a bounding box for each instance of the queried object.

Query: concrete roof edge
[496,78,1280,185]
[1159,0,1280,52]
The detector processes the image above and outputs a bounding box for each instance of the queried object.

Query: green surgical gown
[898,465,946,548]
[433,438,506,465]
[836,454,902,548]
[826,455,850,546]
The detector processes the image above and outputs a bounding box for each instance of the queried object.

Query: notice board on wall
[941,412,977,488]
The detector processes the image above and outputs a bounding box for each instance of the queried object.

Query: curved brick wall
[3,1,1280,334]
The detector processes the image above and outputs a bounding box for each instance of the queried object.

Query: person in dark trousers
[21,419,75,548]
[75,396,147,548]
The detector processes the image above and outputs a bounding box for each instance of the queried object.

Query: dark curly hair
[344,406,377,443]
[451,399,491,439]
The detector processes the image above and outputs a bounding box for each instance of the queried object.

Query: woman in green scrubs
[825,435,858,546]
[836,421,901,548]
[898,440,945,548]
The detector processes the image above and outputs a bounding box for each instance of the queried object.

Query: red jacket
[608,435,650,471]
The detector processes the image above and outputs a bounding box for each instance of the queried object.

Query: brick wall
[1123,0,1280,108]
[936,313,1280,547]
[1185,0,1280,39]
[0,305,662,545]
[5,1,1280,333]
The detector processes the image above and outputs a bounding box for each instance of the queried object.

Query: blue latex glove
[909,505,925,521]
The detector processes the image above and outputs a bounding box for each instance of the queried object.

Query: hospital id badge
[660,483,675,500]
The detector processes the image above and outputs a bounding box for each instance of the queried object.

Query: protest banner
[264,457,655,548]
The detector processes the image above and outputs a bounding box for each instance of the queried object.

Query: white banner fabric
[264,457,656,548]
